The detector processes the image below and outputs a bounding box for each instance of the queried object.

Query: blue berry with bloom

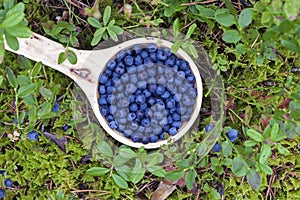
[52,101,60,112]
[212,142,222,152]
[0,189,6,198]
[226,129,238,142]
[28,131,38,141]
[4,178,13,188]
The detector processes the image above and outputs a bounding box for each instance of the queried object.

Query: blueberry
[129,103,138,112]
[143,89,151,98]
[167,115,173,124]
[149,52,157,61]
[157,49,167,61]
[123,129,133,138]
[136,110,144,119]
[109,105,117,114]
[141,118,150,127]
[111,76,121,86]
[147,97,156,106]
[0,189,6,198]
[182,96,195,106]
[144,57,154,65]
[127,113,136,121]
[172,121,181,128]
[125,84,137,95]
[137,81,147,89]
[100,106,109,116]
[107,60,117,70]
[165,55,176,66]
[146,43,157,53]
[172,65,179,71]
[140,103,148,110]
[159,117,168,126]
[159,133,166,140]
[106,94,116,104]
[169,127,178,136]
[176,71,186,80]
[117,118,127,125]
[52,101,60,112]
[109,120,118,129]
[129,74,138,84]
[134,45,142,54]
[140,50,149,59]
[142,136,150,144]
[179,60,189,71]
[135,94,146,104]
[62,124,69,132]
[132,134,142,142]
[28,131,38,141]
[226,129,238,142]
[98,95,107,105]
[161,91,170,99]
[117,124,125,132]
[117,50,126,60]
[135,55,143,65]
[157,75,167,84]
[105,114,114,122]
[103,68,112,77]
[130,122,139,130]
[126,66,135,75]
[138,71,148,80]
[138,126,145,133]
[212,142,222,152]
[124,55,134,66]
[117,98,129,108]
[106,86,116,94]
[121,73,129,83]
[147,67,156,77]
[149,135,159,143]
[164,48,172,57]
[115,65,125,75]
[156,85,165,95]
[184,69,191,76]
[116,84,124,92]
[98,85,106,94]
[172,112,181,121]
[205,124,214,133]
[4,178,13,188]
[148,83,157,93]
[0,170,5,177]
[99,73,109,84]
[116,108,127,118]
[145,127,153,134]
[169,108,176,114]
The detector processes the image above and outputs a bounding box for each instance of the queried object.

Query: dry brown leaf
[151,181,176,200]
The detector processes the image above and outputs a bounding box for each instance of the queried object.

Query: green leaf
[279,20,294,33]
[86,167,110,176]
[103,6,111,26]
[147,165,166,177]
[109,26,123,35]
[222,141,232,157]
[247,129,264,142]
[232,157,248,177]
[66,49,77,65]
[39,87,53,99]
[112,173,128,189]
[0,35,4,63]
[185,169,197,190]
[171,40,181,53]
[91,27,106,46]
[244,140,258,147]
[197,142,207,157]
[215,13,235,27]
[259,144,272,164]
[1,3,25,28]
[87,17,102,28]
[185,23,197,39]
[119,148,136,160]
[222,30,241,43]
[5,33,19,51]
[31,62,42,77]
[58,52,67,65]
[5,25,32,38]
[259,163,273,175]
[56,190,64,200]
[18,83,36,97]
[5,67,18,88]
[146,152,164,166]
[165,170,184,181]
[115,165,131,181]
[173,18,180,37]
[114,155,131,167]
[238,8,253,28]
[246,170,261,190]
[195,5,215,18]
[97,141,114,158]
[270,123,279,142]
[107,28,118,41]
[130,159,145,184]
[0,76,3,85]
[281,39,300,54]
[275,143,290,155]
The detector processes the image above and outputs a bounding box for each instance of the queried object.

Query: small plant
[87,6,123,45]
[0,1,31,62]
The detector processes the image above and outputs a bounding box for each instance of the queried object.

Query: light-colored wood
[4,32,203,149]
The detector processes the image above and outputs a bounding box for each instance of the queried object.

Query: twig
[180,0,219,6]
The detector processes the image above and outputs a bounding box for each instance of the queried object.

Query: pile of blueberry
[204,124,239,152]
[0,170,13,199]
[98,43,197,144]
